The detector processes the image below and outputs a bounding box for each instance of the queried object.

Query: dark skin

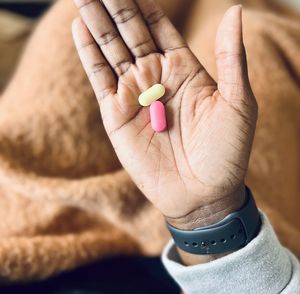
[72,0,258,265]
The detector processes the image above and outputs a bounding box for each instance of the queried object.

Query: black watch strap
[166,187,261,255]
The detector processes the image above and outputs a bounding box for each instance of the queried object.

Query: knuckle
[112,7,139,24]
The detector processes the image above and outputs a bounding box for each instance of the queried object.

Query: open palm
[73,0,258,219]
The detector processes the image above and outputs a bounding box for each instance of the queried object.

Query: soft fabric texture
[162,212,300,294]
[0,0,299,283]
[0,10,33,89]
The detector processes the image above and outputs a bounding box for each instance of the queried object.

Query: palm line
[107,52,198,137]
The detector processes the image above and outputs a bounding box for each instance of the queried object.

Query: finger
[215,5,253,101]
[74,0,133,76]
[101,0,157,58]
[72,17,117,102]
[136,0,187,52]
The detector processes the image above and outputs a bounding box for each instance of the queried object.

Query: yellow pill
[138,84,166,107]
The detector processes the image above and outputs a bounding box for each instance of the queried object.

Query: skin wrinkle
[95,31,119,47]
[111,7,140,25]
[218,93,257,129]
[164,45,189,53]
[95,88,114,102]
[77,41,96,52]
[107,108,138,137]
[163,64,202,106]
[165,128,189,203]
[193,87,218,119]
[102,2,158,61]
[145,132,155,154]
[111,94,125,115]
[130,39,154,58]
[88,62,109,78]
[112,60,131,76]
[179,70,215,182]
[165,185,246,223]
[143,138,173,166]
[76,0,97,10]
[109,49,198,136]
[157,139,162,201]
[117,78,137,96]
[130,53,161,83]
[215,51,244,62]
[135,121,151,136]
[145,10,166,27]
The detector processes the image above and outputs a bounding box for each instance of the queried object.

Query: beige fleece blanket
[0,0,299,283]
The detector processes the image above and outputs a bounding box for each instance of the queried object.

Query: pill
[138,84,166,106]
[150,101,167,132]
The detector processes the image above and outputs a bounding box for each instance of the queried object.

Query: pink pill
[150,101,167,132]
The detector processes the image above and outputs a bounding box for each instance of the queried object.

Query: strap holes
[230,234,237,239]
[184,241,189,247]
[200,241,209,248]
[220,238,227,243]
[192,242,198,247]
[211,240,217,245]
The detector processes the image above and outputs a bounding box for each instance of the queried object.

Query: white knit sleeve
[162,212,300,294]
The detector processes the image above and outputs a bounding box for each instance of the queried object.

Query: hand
[72,1,257,229]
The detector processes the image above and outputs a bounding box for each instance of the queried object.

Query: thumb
[215,5,252,101]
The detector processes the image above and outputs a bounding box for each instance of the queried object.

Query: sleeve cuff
[162,211,298,294]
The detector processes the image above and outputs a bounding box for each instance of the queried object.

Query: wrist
[165,184,246,230]
[165,184,247,265]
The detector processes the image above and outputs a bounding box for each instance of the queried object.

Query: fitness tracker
[167,187,261,255]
